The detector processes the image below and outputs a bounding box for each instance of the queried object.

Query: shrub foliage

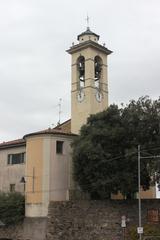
[0,192,25,225]
[128,224,160,240]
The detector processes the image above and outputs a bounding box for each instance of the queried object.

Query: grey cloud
[0,0,160,141]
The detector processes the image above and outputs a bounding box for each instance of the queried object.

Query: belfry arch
[94,56,103,90]
[77,56,85,89]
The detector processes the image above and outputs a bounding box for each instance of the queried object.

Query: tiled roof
[54,119,71,132]
[24,119,76,138]
[0,138,26,150]
[0,119,75,150]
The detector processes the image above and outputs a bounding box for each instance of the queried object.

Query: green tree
[72,96,160,199]
[0,192,25,225]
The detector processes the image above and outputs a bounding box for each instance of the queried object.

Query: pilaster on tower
[67,28,112,134]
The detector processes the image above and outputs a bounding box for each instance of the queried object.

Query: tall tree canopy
[72,96,160,199]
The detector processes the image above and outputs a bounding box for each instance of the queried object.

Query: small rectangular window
[7,153,25,165]
[147,209,159,223]
[10,184,15,192]
[56,141,64,154]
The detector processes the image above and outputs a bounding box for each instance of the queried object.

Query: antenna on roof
[57,98,62,126]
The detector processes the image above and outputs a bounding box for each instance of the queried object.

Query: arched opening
[94,56,102,89]
[77,56,85,89]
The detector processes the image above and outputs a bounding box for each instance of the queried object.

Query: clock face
[77,90,85,102]
[96,91,102,102]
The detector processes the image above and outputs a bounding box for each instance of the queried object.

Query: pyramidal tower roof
[67,27,112,56]
[77,27,100,41]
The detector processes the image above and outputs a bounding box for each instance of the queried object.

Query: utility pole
[138,145,142,240]
[137,145,160,239]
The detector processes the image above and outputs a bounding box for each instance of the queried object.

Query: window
[56,141,64,154]
[8,153,25,165]
[147,209,159,223]
[10,184,15,192]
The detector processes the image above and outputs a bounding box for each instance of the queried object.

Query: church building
[0,27,156,217]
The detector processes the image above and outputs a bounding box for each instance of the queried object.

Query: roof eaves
[67,40,112,55]
[0,140,26,150]
[23,130,77,139]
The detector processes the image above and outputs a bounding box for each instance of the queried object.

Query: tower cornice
[66,40,112,55]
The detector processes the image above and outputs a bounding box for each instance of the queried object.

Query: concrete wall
[0,146,26,193]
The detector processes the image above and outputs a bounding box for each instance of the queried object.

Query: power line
[141,146,160,152]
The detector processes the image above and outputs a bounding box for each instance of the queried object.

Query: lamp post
[20,167,35,193]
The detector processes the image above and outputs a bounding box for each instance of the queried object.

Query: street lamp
[20,167,35,193]
[20,176,26,192]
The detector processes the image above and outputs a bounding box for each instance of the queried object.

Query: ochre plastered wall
[71,47,108,134]
[111,187,156,200]
[25,137,43,204]
[25,134,73,217]
[49,136,72,201]
[139,186,156,199]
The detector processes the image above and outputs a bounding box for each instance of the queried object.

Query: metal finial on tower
[86,14,90,30]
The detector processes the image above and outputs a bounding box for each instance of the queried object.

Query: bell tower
[67,27,112,134]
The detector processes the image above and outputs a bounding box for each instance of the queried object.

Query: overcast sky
[0,0,160,142]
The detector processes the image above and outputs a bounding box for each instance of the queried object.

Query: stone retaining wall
[0,224,23,240]
[0,218,47,240]
[0,200,160,240]
[46,200,160,240]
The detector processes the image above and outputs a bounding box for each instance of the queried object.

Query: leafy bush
[72,96,160,199]
[128,225,160,240]
[0,192,25,225]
